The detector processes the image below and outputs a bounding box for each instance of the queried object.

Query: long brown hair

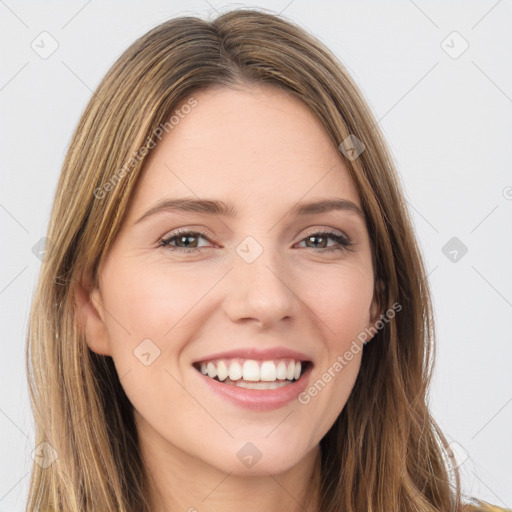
[26,8,484,511]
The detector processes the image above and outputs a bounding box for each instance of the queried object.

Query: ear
[74,273,112,356]
[368,277,385,328]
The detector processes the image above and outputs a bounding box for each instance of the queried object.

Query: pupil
[180,235,196,247]
[308,235,325,248]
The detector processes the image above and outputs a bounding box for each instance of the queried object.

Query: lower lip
[194,364,313,411]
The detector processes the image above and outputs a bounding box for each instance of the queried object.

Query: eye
[296,230,354,252]
[159,229,353,254]
[158,229,212,253]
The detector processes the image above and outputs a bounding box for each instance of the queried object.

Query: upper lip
[193,346,313,364]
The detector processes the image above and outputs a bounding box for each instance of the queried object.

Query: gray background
[1,0,511,509]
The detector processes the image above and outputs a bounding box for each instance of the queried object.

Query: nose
[222,244,300,329]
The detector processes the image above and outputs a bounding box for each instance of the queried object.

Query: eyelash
[158,229,354,254]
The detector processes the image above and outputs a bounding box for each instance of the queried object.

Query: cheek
[300,262,372,416]
[296,267,371,436]
[303,262,374,342]
[100,263,204,438]
[105,260,210,345]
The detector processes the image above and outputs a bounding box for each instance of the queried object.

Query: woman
[25,8,508,512]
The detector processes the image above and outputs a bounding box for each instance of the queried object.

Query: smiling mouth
[192,358,312,390]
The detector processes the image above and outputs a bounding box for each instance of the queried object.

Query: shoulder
[462,499,512,512]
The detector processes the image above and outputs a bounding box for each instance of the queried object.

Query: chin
[201,437,314,476]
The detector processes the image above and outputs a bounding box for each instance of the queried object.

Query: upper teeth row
[199,359,302,382]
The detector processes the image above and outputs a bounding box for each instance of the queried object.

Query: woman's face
[82,83,380,476]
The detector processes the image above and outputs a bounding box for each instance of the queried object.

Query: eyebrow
[134,197,365,224]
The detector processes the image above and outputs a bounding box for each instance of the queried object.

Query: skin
[77,82,382,512]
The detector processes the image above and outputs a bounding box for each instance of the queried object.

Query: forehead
[127,83,360,220]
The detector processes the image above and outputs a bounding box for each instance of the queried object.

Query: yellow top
[464,499,512,512]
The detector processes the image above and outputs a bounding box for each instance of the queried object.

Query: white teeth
[228,361,243,381]
[198,358,306,383]
[233,380,290,390]
[276,361,287,380]
[260,361,277,381]
[294,361,301,380]
[217,360,229,381]
[286,361,295,380]
[206,362,217,379]
[242,360,260,381]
